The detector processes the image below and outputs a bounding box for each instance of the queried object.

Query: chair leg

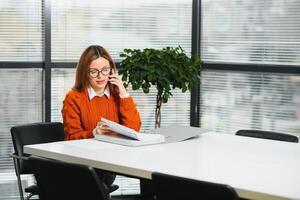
[13,157,25,200]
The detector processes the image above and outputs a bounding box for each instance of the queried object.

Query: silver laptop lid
[151,125,209,143]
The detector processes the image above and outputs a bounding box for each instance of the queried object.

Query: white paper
[94,118,165,146]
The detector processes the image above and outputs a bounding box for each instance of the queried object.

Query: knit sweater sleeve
[119,96,142,132]
[61,91,92,140]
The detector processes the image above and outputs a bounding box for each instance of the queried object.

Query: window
[52,0,192,61]
[0,0,43,61]
[201,0,300,65]
[0,0,44,199]
[200,0,300,135]
[200,70,300,136]
[0,69,43,199]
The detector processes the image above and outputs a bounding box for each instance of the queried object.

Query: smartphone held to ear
[108,70,113,80]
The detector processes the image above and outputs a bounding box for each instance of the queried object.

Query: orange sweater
[61,89,141,140]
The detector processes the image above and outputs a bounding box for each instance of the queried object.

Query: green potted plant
[118,46,201,128]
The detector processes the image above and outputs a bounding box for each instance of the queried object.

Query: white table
[24,132,300,200]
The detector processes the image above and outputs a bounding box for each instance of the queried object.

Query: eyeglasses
[89,67,111,78]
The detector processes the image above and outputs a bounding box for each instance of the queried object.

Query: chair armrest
[10,153,30,161]
[107,184,119,193]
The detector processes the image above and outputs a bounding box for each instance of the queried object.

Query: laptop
[151,125,209,143]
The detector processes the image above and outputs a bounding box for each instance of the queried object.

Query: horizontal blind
[200,70,300,137]
[51,68,190,195]
[51,68,76,122]
[201,0,300,65]
[0,69,43,199]
[0,0,43,61]
[129,87,190,131]
[51,0,192,62]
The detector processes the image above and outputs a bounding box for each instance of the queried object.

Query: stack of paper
[93,118,165,146]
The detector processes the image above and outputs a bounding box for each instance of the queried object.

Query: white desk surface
[24,132,300,200]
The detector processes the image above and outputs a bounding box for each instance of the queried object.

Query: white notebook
[93,118,165,146]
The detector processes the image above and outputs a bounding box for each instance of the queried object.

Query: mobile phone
[109,70,113,80]
[110,69,113,75]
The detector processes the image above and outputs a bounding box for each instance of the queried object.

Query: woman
[62,45,141,140]
[61,44,141,188]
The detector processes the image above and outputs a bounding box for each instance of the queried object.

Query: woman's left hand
[109,71,128,96]
[93,121,118,136]
[94,122,111,135]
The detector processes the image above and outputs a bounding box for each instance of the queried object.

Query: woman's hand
[109,71,128,96]
[94,122,111,135]
[93,121,119,136]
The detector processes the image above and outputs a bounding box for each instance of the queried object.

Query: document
[93,118,165,146]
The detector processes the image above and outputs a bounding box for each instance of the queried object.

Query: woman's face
[88,57,111,92]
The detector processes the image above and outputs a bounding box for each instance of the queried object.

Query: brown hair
[73,45,117,92]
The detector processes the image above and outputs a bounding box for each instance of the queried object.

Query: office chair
[10,122,65,200]
[152,172,238,200]
[236,130,298,143]
[29,156,109,200]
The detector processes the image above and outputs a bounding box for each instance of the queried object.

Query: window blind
[0,69,43,199]
[200,70,300,137]
[51,68,190,195]
[51,0,192,62]
[0,0,43,61]
[200,0,300,135]
[201,0,300,65]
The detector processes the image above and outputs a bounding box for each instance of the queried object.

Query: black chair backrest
[29,156,108,200]
[10,122,65,173]
[152,172,238,200]
[236,130,298,143]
